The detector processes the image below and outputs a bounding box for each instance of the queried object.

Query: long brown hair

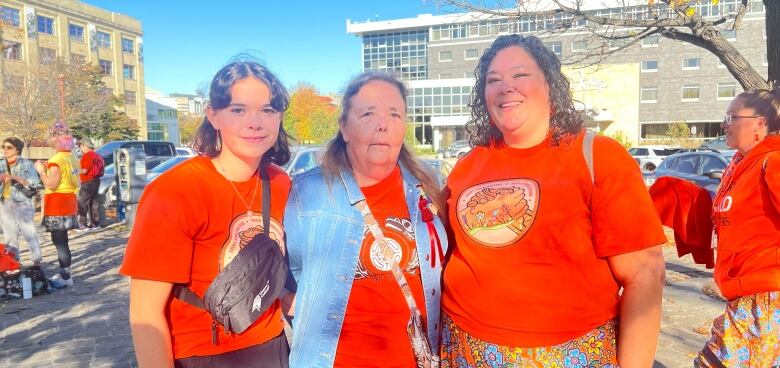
[321,72,445,213]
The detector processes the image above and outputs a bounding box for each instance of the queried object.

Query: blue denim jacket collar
[285,163,447,368]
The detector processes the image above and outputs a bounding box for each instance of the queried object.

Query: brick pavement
[0,224,725,367]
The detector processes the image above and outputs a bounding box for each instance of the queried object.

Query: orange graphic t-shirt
[334,166,427,368]
[119,156,290,359]
[442,133,666,347]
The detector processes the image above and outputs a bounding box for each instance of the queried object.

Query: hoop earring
[216,130,222,152]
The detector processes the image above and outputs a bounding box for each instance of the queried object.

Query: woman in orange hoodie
[695,88,780,367]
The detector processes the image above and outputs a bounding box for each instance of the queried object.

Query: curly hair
[467,34,582,147]
[192,59,292,166]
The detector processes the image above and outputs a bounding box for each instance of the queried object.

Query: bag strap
[355,200,420,314]
[174,163,272,309]
[582,130,596,186]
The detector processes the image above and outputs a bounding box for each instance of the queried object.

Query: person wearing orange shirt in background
[120,60,293,368]
[34,122,80,290]
[440,34,667,367]
[76,138,104,230]
[694,89,780,367]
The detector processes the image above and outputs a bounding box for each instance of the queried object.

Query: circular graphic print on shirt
[219,212,285,270]
[456,178,540,247]
[355,216,419,280]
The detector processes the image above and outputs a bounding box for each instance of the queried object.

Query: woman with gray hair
[285,72,447,367]
[0,136,42,265]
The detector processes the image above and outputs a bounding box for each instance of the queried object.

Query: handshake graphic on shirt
[459,186,535,237]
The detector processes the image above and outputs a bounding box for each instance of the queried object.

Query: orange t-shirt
[334,166,427,368]
[442,133,666,347]
[119,156,291,359]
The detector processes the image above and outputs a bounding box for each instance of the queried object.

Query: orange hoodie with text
[712,135,780,300]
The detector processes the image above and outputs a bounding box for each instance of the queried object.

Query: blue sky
[83,1,445,96]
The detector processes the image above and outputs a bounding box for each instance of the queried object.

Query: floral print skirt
[694,291,780,367]
[440,313,618,368]
[42,215,78,232]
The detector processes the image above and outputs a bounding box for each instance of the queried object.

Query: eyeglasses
[1,145,15,150]
[722,114,762,126]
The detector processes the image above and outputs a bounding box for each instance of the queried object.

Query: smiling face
[206,77,281,164]
[340,80,407,177]
[484,46,551,148]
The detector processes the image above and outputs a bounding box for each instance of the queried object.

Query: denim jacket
[0,158,42,202]
[284,164,448,368]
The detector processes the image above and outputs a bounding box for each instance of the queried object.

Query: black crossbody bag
[4,159,38,199]
[173,164,287,344]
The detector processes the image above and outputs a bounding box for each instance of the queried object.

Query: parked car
[98,155,185,208]
[699,135,729,150]
[176,147,197,156]
[421,158,454,187]
[442,140,471,159]
[96,140,177,167]
[628,145,681,171]
[648,149,737,197]
[146,155,195,182]
[284,146,324,175]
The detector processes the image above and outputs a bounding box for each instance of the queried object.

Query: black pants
[51,230,71,271]
[174,332,289,368]
[78,179,100,227]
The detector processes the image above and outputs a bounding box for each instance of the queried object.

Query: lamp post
[57,74,66,122]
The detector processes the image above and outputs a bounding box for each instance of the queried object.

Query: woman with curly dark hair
[440,34,667,367]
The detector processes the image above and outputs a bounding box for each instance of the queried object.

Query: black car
[649,149,736,197]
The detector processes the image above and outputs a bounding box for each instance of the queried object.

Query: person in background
[440,34,666,367]
[0,137,43,265]
[34,122,80,290]
[285,72,447,367]
[694,88,780,367]
[76,138,104,230]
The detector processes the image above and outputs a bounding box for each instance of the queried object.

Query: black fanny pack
[173,164,287,343]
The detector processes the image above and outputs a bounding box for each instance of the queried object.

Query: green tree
[666,120,693,146]
[178,114,203,146]
[608,130,633,148]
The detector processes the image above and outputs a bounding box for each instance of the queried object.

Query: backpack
[173,164,288,342]
[94,154,105,178]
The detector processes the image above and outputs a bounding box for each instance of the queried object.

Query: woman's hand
[33,160,46,174]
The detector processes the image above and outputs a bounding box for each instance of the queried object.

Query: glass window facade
[123,64,135,79]
[572,40,587,52]
[683,58,700,69]
[39,47,56,64]
[406,84,473,144]
[122,38,134,53]
[37,16,55,35]
[640,87,658,103]
[544,42,562,58]
[682,85,700,100]
[70,53,86,64]
[465,48,479,60]
[2,41,22,60]
[97,31,111,48]
[1,6,20,27]
[69,24,84,42]
[99,59,112,75]
[641,60,658,71]
[124,91,137,105]
[362,30,428,80]
[439,51,452,62]
[717,83,736,99]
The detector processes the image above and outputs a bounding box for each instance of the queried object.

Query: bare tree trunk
[766,0,779,88]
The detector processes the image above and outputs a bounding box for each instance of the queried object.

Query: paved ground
[0,222,724,367]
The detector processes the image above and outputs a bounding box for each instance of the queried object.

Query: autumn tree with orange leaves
[284,84,339,144]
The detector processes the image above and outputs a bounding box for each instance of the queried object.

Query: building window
[124,91,137,105]
[682,58,700,70]
[70,53,86,65]
[682,85,700,101]
[544,42,562,58]
[640,87,658,103]
[39,47,56,64]
[121,38,134,53]
[69,24,84,42]
[37,15,55,35]
[0,6,21,27]
[717,83,736,100]
[641,34,660,47]
[97,31,111,48]
[721,28,736,41]
[641,60,658,72]
[572,40,587,52]
[439,73,451,79]
[2,41,22,60]
[123,64,135,79]
[439,51,453,62]
[99,59,112,75]
[464,48,479,60]
[362,30,428,80]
